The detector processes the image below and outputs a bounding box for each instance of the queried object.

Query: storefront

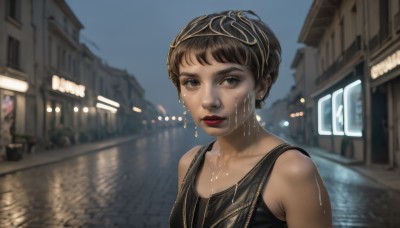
[370,47,400,167]
[0,74,28,156]
[315,63,364,161]
[46,74,87,146]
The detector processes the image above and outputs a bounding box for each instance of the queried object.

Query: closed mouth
[202,116,226,126]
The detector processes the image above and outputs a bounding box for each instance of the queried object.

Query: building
[367,0,400,167]
[296,0,400,170]
[289,47,318,144]
[299,0,365,161]
[0,0,34,154]
[0,0,153,159]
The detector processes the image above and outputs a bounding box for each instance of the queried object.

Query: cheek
[225,90,256,109]
[180,94,196,111]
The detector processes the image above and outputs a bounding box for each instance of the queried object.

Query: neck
[214,118,269,158]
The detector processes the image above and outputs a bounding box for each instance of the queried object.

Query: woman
[167,10,332,227]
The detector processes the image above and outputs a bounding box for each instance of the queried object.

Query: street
[1,127,400,227]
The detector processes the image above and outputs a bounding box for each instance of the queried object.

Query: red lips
[202,115,226,127]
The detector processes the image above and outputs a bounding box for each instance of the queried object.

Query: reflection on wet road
[0,127,399,227]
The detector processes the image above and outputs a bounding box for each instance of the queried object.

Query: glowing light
[300,98,305,103]
[283,121,289,127]
[171,116,176,121]
[332,89,344,135]
[83,107,89,113]
[46,107,53,112]
[318,94,332,135]
[132,106,142,113]
[344,80,362,137]
[55,107,61,113]
[96,103,117,113]
[97,96,119,107]
[0,75,28,92]
[290,113,296,118]
[178,116,183,121]
[256,115,261,122]
[165,116,169,121]
[52,75,85,97]
[371,50,400,79]
[73,107,79,112]
[158,116,163,121]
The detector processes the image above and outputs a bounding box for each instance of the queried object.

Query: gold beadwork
[167,10,270,80]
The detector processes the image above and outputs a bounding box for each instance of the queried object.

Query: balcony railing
[316,36,361,85]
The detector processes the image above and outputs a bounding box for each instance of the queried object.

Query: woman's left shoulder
[274,148,317,182]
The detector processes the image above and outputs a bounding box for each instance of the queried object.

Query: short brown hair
[167,10,281,108]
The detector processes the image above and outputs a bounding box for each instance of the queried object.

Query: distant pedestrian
[167,10,332,227]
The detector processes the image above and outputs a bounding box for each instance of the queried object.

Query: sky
[66,0,312,116]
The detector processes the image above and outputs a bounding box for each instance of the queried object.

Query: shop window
[332,89,344,135]
[7,36,20,70]
[1,95,15,147]
[318,94,332,135]
[344,80,363,137]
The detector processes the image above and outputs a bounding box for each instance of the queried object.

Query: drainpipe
[388,83,394,168]
[363,0,372,164]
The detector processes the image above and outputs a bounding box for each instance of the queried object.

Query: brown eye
[222,77,240,86]
[182,78,200,88]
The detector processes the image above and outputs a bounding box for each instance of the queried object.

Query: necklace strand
[207,153,238,203]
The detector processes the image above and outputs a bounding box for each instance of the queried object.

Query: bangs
[168,36,258,89]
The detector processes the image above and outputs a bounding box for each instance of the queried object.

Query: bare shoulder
[274,149,316,181]
[270,149,332,227]
[177,145,203,189]
[178,145,203,171]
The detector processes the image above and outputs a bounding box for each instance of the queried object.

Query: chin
[202,127,234,137]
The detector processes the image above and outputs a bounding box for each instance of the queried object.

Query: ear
[255,75,272,99]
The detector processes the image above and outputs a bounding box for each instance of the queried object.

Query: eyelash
[180,76,241,88]
[181,78,199,87]
[223,77,240,85]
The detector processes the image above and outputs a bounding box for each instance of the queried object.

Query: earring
[182,102,187,128]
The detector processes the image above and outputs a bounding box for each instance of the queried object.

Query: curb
[0,134,141,177]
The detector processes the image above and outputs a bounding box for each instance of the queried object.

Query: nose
[201,85,220,110]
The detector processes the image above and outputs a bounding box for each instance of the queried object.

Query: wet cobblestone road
[1,127,399,227]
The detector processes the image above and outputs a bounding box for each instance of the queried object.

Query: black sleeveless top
[170,142,310,228]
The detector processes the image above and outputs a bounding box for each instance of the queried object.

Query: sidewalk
[0,134,140,177]
[1,132,400,192]
[289,141,400,192]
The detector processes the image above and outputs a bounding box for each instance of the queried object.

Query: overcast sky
[66,0,312,115]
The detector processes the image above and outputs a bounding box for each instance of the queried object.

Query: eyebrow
[179,66,245,78]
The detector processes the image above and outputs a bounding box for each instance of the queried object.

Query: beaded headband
[167,10,271,80]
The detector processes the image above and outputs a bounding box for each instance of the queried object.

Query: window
[325,42,330,66]
[379,0,389,40]
[57,46,61,68]
[320,59,325,73]
[6,0,21,22]
[318,94,332,135]
[344,80,363,136]
[340,18,344,53]
[62,49,66,69]
[318,80,363,137]
[351,4,357,39]
[331,32,335,62]
[7,36,20,70]
[99,77,104,94]
[48,37,52,66]
[332,89,344,135]
[68,54,72,73]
